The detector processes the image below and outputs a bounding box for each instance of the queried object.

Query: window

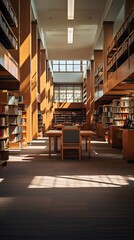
[54,84,83,103]
[52,60,87,72]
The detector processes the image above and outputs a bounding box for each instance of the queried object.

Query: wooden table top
[46,129,96,137]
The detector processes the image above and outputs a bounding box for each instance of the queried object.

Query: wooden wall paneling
[19,0,32,143]
[31,21,38,139]
[94,50,103,71]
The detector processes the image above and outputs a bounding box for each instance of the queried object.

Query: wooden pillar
[103,21,114,91]
[40,49,46,130]
[45,66,53,130]
[31,21,38,139]
[86,69,91,128]
[19,0,32,143]
[90,60,95,128]
[38,39,41,94]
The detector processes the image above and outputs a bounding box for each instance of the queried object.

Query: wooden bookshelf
[0,0,19,91]
[8,95,22,150]
[107,7,134,76]
[0,0,18,50]
[18,97,27,148]
[53,108,86,125]
[0,102,9,166]
[94,62,104,101]
[93,106,102,130]
[38,110,44,137]
[102,105,113,129]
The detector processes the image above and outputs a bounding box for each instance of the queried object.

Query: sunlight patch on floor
[0,178,4,183]
[28,175,134,188]
[9,155,32,162]
[91,140,108,144]
[27,145,47,150]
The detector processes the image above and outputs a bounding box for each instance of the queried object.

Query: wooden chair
[61,127,82,160]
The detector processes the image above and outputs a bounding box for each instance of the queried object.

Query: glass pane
[74,60,80,64]
[53,60,59,64]
[74,86,81,90]
[53,65,59,71]
[67,86,73,91]
[67,93,73,102]
[60,93,66,102]
[74,65,81,71]
[67,60,73,64]
[67,65,73,71]
[54,93,59,102]
[60,65,66,71]
[82,64,86,71]
[59,60,66,64]
[82,60,87,65]
[60,86,66,91]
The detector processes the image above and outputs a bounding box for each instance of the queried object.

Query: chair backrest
[62,127,80,144]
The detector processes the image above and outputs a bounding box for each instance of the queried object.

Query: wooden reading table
[45,130,96,159]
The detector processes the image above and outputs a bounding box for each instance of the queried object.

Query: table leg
[88,137,90,158]
[49,137,51,158]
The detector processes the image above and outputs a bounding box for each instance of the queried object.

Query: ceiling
[34,0,125,60]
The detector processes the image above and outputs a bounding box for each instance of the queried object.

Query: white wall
[53,72,83,83]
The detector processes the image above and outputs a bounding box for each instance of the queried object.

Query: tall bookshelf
[112,98,130,126]
[107,7,134,77]
[18,97,27,148]
[0,0,19,92]
[94,62,104,100]
[93,106,103,130]
[129,98,134,126]
[38,110,44,137]
[0,0,18,50]
[8,95,23,150]
[102,105,113,129]
[53,108,86,125]
[0,102,9,166]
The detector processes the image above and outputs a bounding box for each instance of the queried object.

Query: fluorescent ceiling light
[67,28,73,43]
[67,0,75,19]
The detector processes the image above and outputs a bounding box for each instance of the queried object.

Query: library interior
[0,0,134,239]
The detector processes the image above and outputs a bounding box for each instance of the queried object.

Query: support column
[31,21,38,139]
[45,67,53,130]
[40,49,47,131]
[19,0,32,143]
[86,69,91,128]
[38,39,41,94]
[90,60,95,128]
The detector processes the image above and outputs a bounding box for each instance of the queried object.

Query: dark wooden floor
[0,137,134,240]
